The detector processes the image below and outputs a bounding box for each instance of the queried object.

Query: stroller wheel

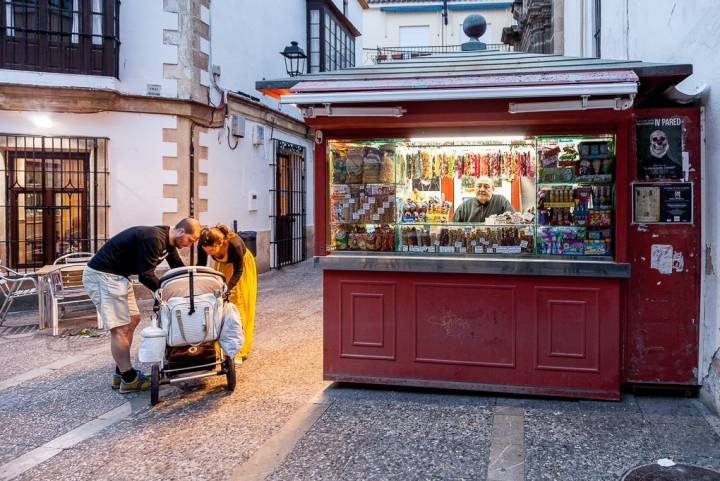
[225,355,236,392]
[150,364,160,406]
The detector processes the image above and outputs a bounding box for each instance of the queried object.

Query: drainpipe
[189,122,196,265]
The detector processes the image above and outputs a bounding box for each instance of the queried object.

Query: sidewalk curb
[230,385,332,481]
[0,395,147,481]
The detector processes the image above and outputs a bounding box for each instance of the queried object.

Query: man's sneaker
[119,371,151,393]
[111,373,121,390]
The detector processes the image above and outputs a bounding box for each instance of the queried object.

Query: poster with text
[632,182,693,224]
[636,117,683,180]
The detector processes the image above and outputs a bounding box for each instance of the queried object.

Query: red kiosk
[258,50,701,400]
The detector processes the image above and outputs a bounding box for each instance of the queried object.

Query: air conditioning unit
[252,125,265,145]
[230,115,245,138]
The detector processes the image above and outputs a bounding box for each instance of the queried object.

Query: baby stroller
[148,266,236,406]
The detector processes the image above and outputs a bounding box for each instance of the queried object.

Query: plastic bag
[219,302,244,358]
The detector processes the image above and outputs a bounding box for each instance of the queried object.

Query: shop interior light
[300,104,406,118]
[408,135,529,143]
[508,95,635,114]
[30,114,53,128]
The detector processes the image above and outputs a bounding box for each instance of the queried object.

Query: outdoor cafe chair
[43,264,99,336]
[0,265,38,327]
[53,252,94,265]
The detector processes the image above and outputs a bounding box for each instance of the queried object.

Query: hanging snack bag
[346,148,364,184]
[379,145,396,183]
[363,147,381,184]
[332,150,348,184]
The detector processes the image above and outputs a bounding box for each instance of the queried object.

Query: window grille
[0,0,120,77]
[0,135,109,272]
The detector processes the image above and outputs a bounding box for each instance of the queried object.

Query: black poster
[636,117,684,180]
[660,183,692,223]
[632,182,693,224]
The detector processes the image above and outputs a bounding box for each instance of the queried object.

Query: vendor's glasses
[476,183,492,189]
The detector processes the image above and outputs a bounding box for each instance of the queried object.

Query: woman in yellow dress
[197,224,257,361]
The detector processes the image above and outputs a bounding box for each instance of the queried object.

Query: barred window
[0,135,109,272]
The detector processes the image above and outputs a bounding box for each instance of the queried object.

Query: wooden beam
[0,83,224,127]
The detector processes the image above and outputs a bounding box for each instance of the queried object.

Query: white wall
[0,1,177,97]
[209,1,307,118]
[118,0,179,98]
[201,121,314,232]
[0,110,176,234]
[362,4,512,54]
[567,0,720,405]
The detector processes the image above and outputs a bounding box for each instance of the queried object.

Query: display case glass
[327,135,615,258]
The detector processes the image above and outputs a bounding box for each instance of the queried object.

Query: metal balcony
[363,44,513,64]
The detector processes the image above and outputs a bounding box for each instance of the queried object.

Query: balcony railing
[0,0,120,78]
[363,43,513,64]
[363,44,513,64]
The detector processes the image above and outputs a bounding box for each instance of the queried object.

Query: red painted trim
[614,118,629,263]
[314,139,327,257]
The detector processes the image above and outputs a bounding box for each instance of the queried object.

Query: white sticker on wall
[651,244,673,275]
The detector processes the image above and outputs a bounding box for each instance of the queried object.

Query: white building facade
[362,0,513,63]
[559,0,720,411]
[0,0,364,273]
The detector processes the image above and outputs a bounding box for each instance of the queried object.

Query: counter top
[314,253,631,278]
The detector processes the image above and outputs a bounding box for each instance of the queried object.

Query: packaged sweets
[346,148,364,184]
[379,149,395,183]
[362,147,381,184]
[332,150,348,184]
[334,227,348,250]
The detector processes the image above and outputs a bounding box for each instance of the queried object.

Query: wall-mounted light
[508,95,635,114]
[280,41,307,77]
[30,114,53,128]
[301,104,406,118]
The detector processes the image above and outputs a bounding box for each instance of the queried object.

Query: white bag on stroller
[162,292,223,346]
[157,267,226,347]
[219,302,244,358]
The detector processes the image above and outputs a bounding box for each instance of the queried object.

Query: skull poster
[636,117,684,180]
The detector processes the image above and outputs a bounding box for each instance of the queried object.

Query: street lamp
[280,41,307,77]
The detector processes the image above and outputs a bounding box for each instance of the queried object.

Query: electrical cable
[227,125,239,150]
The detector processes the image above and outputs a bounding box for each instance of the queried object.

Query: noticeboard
[632,182,693,224]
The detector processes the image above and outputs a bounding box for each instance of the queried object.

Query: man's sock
[121,369,137,383]
[115,366,121,375]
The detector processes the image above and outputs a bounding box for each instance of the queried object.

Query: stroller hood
[159,266,226,299]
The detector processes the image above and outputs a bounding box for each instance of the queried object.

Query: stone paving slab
[1,261,327,481]
[3,260,720,481]
[267,385,494,481]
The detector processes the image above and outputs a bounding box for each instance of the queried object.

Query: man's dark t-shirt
[452,195,514,223]
[87,226,184,291]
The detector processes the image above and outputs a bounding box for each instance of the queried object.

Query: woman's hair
[198,223,237,247]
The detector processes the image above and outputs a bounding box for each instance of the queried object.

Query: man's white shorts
[82,266,140,330]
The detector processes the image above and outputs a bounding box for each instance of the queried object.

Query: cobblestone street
[2,262,720,481]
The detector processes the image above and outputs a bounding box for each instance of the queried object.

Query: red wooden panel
[625,108,701,384]
[535,288,600,372]
[324,270,621,399]
[339,281,396,360]
[413,283,516,367]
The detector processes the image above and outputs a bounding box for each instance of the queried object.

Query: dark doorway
[271,140,306,268]
[7,151,89,269]
[1,135,109,272]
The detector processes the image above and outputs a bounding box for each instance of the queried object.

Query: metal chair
[53,252,94,265]
[0,265,38,326]
[43,264,100,336]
